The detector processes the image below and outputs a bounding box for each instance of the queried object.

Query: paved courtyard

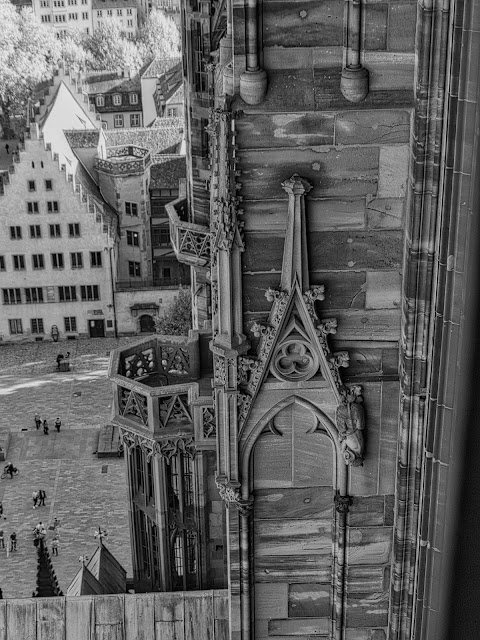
[0,337,134,598]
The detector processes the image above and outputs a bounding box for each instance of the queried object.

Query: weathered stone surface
[347,527,393,565]
[254,555,331,583]
[365,271,402,310]
[378,383,400,495]
[364,3,388,50]
[347,566,385,592]
[346,591,389,627]
[255,583,289,619]
[288,584,331,617]
[236,113,335,149]
[365,53,415,90]
[335,110,411,145]
[345,630,386,640]
[254,487,333,520]
[377,146,409,198]
[239,147,379,199]
[241,198,366,232]
[388,3,417,51]
[366,197,404,229]
[263,0,343,48]
[318,309,401,341]
[269,617,330,635]
[348,496,386,527]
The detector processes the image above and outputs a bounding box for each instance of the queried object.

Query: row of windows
[9,316,78,335]
[95,93,138,108]
[27,179,53,192]
[0,252,102,271]
[3,285,100,305]
[27,201,59,214]
[8,223,81,239]
[113,114,140,127]
[96,8,133,16]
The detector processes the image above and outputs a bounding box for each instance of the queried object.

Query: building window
[28,180,36,192]
[45,179,53,191]
[68,223,81,237]
[30,225,42,239]
[127,7,132,14]
[9,319,23,335]
[80,285,99,301]
[49,224,61,238]
[32,254,45,270]
[10,226,22,240]
[58,286,77,302]
[153,227,170,246]
[96,9,102,15]
[27,202,39,214]
[112,94,122,106]
[47,201,59,213]
[90,251,102,267]
[68,12,78,18]
[163,267,171,280]
[51,253,64,269]
[96,95,105,107]
[130,114,140,127]
[40,0,49,6]
[68,0,77,4]
[82,11,88,18]
[41,15,52,21]
[127,18,133,26]
[114,114,124,128]
[54,14,66,21]
[0,256,5,271]
[31,318,45,334]
[125,202,138,216]
[107,8,112,15]
[64,316,77,332]
[13,255,25,271]
[129,92,138,105]
[25,288,44,304]
[70,252,83,268]
[128,261,141,277]
[116,8,122,14]
[126,230,140,246]
[167,108,177,117]
[101,121,108,129]
[3,289,22,305]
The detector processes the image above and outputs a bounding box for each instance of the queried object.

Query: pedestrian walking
[32,490,38,509]
[56,353,64,369]
[34,413,41,430]
[10,532,17,551]
[43,420,49,435]
[0,500,5,519]
[0,587,3,599]
[0,529,4,549]
[5,143,9,154]
[38,489,46,507]
[54,417,61,432]
[51,538,58,556]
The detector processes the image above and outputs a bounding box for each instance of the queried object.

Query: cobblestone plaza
[0,338,134,598]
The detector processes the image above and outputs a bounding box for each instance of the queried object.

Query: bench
[97,424,123,458]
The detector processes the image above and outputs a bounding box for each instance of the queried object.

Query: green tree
[0,0,61,136]
[83,21,143,72]
[137,9,181,61]
[154,288,193,336]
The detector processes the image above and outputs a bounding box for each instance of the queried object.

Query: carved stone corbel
[215,476,253,515]
[334,492,353,514]
[336,385,365,466]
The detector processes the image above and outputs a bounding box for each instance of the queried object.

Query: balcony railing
[166,197,210,267]
[95,145,151,175]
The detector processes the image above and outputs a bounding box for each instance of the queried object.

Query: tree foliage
[0,2,180,136]
[154,288,193,336]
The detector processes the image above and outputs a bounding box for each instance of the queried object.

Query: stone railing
[96,146,151,175]
[166,197,211,267]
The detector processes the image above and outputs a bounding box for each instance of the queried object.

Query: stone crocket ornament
[336,385,365,466]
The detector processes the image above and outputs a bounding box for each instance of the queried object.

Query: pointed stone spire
[280,174,313,293]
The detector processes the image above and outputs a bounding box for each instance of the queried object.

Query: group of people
[33,519,60,556]
[34,413,61,435]
[0,529,17,554]
[32,489,46,509]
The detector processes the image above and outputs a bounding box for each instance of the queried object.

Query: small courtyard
[0,337,134,598]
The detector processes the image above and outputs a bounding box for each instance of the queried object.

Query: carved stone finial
[336,385,365,467]
[215,477,253,515]
[280,174,312,293]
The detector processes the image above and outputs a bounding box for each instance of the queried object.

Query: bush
[154,287,192,336]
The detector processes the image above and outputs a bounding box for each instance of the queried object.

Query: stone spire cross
[280,174,313,293]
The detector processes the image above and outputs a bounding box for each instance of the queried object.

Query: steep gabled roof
[104,120,184,154]
[142,57,182,79]
[64,130,101,148]
[150,155,186,189]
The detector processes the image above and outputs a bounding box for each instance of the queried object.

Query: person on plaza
[32,490,38,509]
[38,489,46,507]
[54,417,61,433]
[5,143,9,154]
[34,413,41,430]
[0,529,4,549]
[4,461,16,478]
[51,537,58,556]
[0,500,4,519]
[0,588,3,599]
[10,532,17,551]
[56,353,64,369]
[43,419,49,435]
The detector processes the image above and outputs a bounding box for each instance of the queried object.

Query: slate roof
[150,155,186,189]
[92,0,137,9]
[64,130,100,148]
[142,57,182,79]
[104,120,184,154]
[83,72,141,94]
